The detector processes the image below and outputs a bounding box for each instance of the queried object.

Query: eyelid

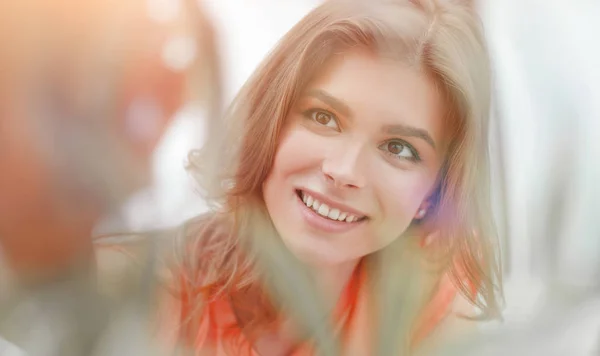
[303,107,337,119]
[301,97,343,117]
[380,139,422,163]
[299,106,422,163]
[302,107,341,130]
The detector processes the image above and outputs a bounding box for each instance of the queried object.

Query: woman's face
[263,49,447,266]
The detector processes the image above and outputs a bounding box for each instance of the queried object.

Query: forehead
[303,49,447,150]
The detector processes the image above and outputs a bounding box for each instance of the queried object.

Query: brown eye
[379,140,420,162]
[314,111,331,126]
[315,111,331,125]
[387,142,404,155]
[306,109,339,130]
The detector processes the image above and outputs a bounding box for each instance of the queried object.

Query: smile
[295,189,368,234]
[299,190,365,222]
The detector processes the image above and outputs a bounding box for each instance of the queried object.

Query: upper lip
[298,188,368,218]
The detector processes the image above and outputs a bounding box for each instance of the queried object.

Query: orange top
[169,262,461,355]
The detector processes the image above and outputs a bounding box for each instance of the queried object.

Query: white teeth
[317,204,329,217]
[328,208,340,220]
[306,196,314,208]
[300,191,363,223]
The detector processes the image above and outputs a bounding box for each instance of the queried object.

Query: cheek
[263,126,318,202]
[269,125,323,180]
[372,167,433,223]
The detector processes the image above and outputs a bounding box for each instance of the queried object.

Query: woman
[159,0,503,354]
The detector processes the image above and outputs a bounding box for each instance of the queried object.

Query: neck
[254,258,361,354]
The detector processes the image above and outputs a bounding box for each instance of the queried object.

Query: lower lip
[296,193,365,234]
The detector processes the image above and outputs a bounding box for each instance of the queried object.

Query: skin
[264,48,446,269]
[260,50,448,351]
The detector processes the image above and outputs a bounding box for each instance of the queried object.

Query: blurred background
[1,0,599,355]
[95,0,325,234]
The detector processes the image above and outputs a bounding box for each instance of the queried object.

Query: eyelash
[302,108,339,130]
[379,140,421,163]
[302,107,421,163]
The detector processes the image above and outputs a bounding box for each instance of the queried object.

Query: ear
[415,200,433,220]
[415,180,442,221]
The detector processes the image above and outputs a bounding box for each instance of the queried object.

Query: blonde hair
[181,0,502,346]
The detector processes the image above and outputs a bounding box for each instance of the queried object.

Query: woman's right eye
[304,109,340,130]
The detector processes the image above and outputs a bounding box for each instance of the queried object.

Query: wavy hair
[180,0,502,347]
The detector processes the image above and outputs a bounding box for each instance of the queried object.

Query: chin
[278,230,362,267]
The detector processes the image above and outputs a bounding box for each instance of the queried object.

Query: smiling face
[262,49,448,266]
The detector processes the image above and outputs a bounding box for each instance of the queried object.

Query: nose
[321,143,366,189]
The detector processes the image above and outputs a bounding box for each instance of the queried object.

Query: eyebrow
[305,88,436,149]
[306,89,353,118]
[383,124,436,149]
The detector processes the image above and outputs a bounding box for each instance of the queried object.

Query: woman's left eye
[379,140,421,162]
[304,109,339,130]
